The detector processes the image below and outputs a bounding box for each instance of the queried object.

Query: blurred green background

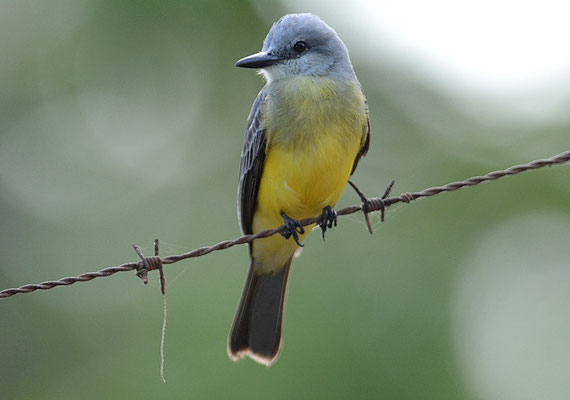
[1,1,569,399]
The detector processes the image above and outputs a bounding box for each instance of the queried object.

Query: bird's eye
[292,41,307,53]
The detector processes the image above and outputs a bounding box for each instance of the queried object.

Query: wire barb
[349,179,395,234]
[132,240,165,295]
[0,150,568,300]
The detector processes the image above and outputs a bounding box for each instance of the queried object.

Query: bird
[228,13,370,366]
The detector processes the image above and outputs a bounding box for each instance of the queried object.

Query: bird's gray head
[235,14,355,81]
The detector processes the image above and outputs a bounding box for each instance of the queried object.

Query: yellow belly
[249,76,368,274]
[251,132,361,273]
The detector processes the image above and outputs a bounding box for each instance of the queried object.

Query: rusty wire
[1,150,568,299]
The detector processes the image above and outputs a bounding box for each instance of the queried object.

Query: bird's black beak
[235,51,281,68]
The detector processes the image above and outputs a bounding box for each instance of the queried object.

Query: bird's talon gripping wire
[320,206,338,241]
[280,211,305,247]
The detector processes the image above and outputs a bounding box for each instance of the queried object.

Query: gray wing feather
[350,116,370,175]
[238,88,268,234]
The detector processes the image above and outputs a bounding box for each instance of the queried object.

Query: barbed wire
[1,150,568,299]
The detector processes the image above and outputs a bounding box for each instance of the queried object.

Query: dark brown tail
[228,257,292,366]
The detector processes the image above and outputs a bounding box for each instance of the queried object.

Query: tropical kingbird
[228,13,370,366]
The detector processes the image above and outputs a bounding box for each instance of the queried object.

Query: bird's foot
[320,206,337,241]
[280,211,305,247]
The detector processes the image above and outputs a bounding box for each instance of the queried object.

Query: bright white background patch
[278,0,570,120]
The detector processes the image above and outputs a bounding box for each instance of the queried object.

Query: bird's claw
[320,206,337,241]
[280,211,305,247]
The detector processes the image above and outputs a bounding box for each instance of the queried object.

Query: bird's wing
[238,87,268,235]
[350,111,371,175]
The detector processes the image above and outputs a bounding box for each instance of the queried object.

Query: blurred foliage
[0,1,568,399]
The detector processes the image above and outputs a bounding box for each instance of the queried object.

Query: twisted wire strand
[0,263,138,298]
[1,150,568,299]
